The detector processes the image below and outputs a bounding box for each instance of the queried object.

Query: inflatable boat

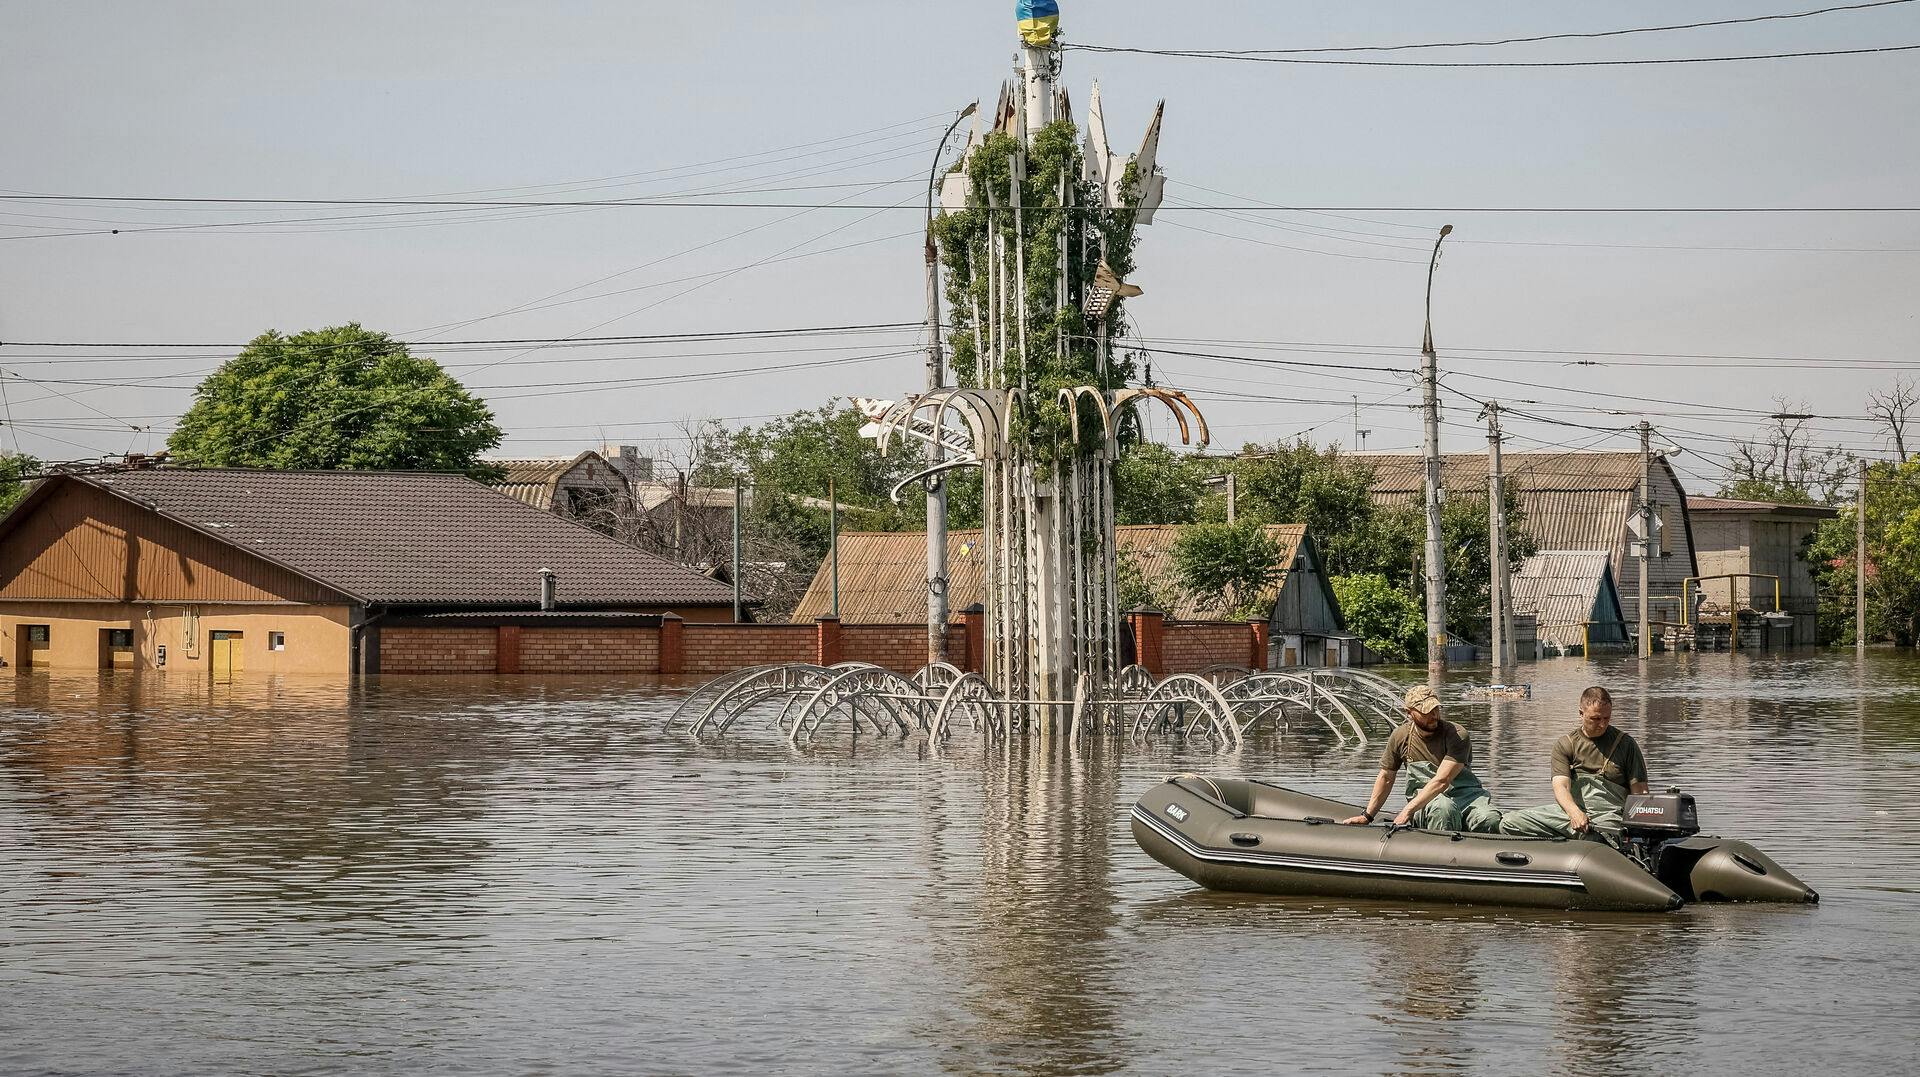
[1131,775,1817,913]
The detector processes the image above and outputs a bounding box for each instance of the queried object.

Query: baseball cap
[1403,685,1441,714]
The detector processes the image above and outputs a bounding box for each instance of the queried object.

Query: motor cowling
[1622,787,1701,841]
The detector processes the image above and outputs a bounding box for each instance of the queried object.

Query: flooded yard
[2,653,1916,1074]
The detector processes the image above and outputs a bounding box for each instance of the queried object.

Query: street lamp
[922,101,977,665]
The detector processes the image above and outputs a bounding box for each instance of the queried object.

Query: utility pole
[1483,402,1513,677]
[731,478,743,623]
[1857,459,1868,655]
[1638,421,1653,661]
[924,104,975,665]
[1225,470,1237,524]
[1421,224,1454,676]
[829,477,840,621]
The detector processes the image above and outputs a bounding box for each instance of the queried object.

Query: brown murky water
[3,653,1916,1075]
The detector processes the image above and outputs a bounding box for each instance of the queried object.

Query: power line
[1068,1,1916,56]
[1064,42,1920,68]
[2,195,1917,213]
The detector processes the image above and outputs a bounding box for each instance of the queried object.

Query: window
[268,632,286,651]
[106,629,133,648]
[25,625,49,643]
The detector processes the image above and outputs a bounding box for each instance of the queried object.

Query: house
[1361,452,1699,632]
[0,468,739,676]
[1510,550,1630,655]
[1687,496,1838,644]
[786,524,1358,666]
[489,450,633,522]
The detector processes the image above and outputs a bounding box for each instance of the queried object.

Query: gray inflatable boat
[1131,776,1817,913]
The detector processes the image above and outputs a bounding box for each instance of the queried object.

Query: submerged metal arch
[1132,673,1242,746]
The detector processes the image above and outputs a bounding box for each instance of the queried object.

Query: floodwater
[2,654,1916,1076]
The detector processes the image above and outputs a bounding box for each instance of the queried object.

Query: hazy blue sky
[4,1,1918,491]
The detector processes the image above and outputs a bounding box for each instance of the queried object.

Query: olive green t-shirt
[1381,719,1472,773]
[1550,725,1648,792]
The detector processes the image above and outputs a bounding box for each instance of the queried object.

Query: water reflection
[1,656,1917,1074]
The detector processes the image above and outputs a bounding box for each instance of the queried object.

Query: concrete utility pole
[1421,224,1454,675]
[924,103,976,665]
[1857,459,1868,655]
[1225,470,1237,524]
[731,478,743,623]
[1638,421,1654,660]
[829,477,840,620]
[1483,402,1513,677]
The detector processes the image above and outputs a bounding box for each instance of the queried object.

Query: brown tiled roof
[69,468,736,608]
[788,524,1307,623]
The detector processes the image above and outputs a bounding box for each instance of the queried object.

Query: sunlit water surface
[3,653,1916,1075]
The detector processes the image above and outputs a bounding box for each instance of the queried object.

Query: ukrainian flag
[1017,0,1060,47]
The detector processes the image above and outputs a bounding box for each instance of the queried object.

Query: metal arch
[890,457,982,503]
[1217,671,1365,747]
[1113,664,1156,697]
[913,662,967,690]
[1134,673,1242,747]
[931,672,999,739]
[673,664,839,739]
[1111,388,1211,450]
[790,666,926,742]
[1195,663,1254,687]
[1306,668,1407,736]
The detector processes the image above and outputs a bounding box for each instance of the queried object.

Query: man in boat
[1497,685,1650,846]
[1339,684,1502,833]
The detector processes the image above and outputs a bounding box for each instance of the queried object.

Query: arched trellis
[1303,668,1406,737]
[1129,673,1242,746]
[785,665,928,743]
[667,664,841,740]
[1217,671,1368,747]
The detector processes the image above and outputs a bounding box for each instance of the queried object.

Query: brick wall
[381,627,497,673]
[681,623,815,673]
[519,626,660,673]
[837,623,967,673]
[1163,621,1257,673]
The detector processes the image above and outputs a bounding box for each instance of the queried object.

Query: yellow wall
[0,602,354,675]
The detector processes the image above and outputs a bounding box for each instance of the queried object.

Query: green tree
[1170,521,1283,619]
[1807,457,1920,645]
[0,452,40,513]
[1113,441,1206,524]
[1225,440,1390,575]
[169,324,502,477]
[1331,573,1427,664]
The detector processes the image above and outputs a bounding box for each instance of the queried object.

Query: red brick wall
[681,623,815,673]
[518,626,660,673]
[381,627,497,673]
[1163,621,1256,673]
[837,623,966,673]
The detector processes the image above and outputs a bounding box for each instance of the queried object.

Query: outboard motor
[1624,787,1818,904]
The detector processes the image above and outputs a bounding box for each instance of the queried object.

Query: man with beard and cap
[1340,685,1501,833]
[1498,685,1649,846]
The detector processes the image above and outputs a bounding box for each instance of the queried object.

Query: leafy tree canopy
[0,452,40,514]
[1171,521,1284,619]
[1332,573,1427,664]
[1113,441,1207,525]
[168,324,502,478]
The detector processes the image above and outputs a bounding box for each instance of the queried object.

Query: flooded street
[3,653,1916,1075]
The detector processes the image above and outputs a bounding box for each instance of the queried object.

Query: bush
[1332,573,1426,664]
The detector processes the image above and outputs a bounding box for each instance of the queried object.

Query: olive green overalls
[1402,759,1503,834]
[1497,771,1629,846]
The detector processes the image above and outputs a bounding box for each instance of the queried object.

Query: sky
[3,1,1918,493]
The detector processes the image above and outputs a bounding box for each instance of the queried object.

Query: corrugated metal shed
[1510,549,1628,648]
[0,469,739,609]
[789,524,1311,623]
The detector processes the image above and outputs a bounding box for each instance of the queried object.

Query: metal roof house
[1360,451,1698,631]
[0,469,738,676]
[1510,550,1630,654]
[789,524,1356,665]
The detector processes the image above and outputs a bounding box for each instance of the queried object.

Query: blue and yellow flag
[1017,1,1060,47]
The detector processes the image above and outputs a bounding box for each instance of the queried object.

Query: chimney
[538,567,556,611]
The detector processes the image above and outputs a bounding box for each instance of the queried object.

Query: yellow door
[210,631,243,678]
